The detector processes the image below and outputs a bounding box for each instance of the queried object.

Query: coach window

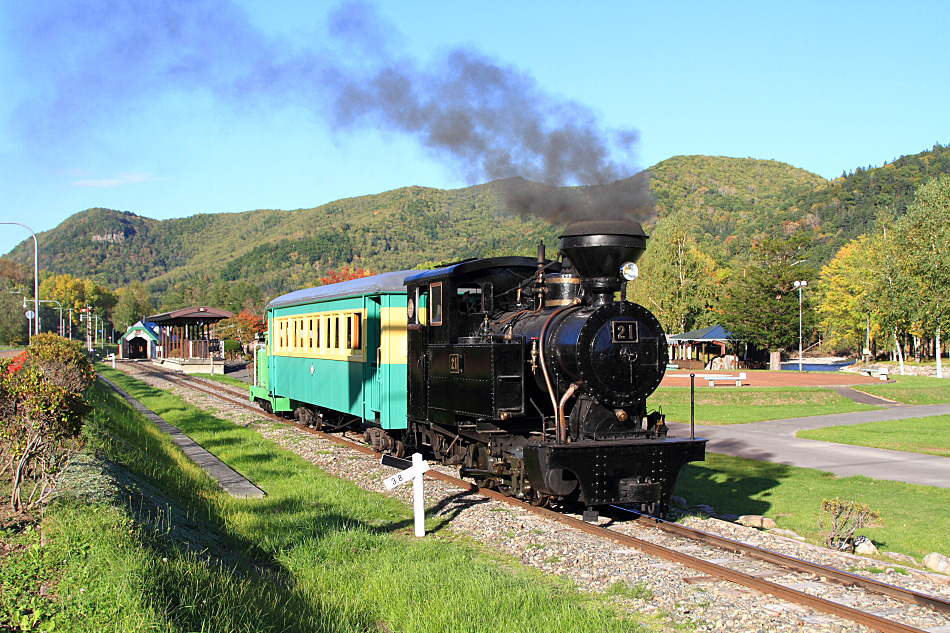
[430,282,443,326]
[350,313,362,350]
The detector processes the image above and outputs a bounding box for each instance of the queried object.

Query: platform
[152,357,226,375]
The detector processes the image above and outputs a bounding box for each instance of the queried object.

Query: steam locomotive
[251,220,706,515]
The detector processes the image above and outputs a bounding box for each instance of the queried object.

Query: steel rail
[128,367,943,633]
[610,506,950,616]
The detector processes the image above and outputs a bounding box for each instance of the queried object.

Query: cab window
[456,284,483,314]
[430,282,443,326]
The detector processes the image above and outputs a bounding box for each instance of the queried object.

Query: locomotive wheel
[468,443,493,488]
[529,491,552,508]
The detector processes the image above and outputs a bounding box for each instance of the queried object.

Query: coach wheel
[393,440,406,459]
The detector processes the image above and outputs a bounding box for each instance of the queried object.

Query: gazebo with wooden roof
[147,306,233,373]
[666,324,742,370]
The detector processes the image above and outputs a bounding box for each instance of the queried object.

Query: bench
[707,372,746,387]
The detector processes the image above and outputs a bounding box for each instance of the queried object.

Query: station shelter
[147,306,233,373]
[666,324,744,370]
[118,320,159,360]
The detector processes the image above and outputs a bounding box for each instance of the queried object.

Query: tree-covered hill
[5,145,949,302]
[647,155,827,259]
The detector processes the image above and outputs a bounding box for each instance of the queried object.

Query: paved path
[99,376,266,499]
[667,404,950,489]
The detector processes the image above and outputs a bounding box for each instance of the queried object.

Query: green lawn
[798,415,950,457]
[651,386,880,424]
[851,374,950,404]
[675,452,950,560]
[0,367,664,633]
[205,372,253,390]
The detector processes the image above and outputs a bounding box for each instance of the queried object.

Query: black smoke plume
[6,0,653,223]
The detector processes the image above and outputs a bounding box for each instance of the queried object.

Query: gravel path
[109,363,950,633]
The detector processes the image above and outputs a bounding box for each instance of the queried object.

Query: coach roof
[267,269,413,310]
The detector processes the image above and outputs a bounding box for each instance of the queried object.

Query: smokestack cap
[559,219,647,239]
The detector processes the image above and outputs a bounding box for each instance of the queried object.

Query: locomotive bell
[559,220,648,305]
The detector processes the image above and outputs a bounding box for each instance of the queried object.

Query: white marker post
[381,453,430,537]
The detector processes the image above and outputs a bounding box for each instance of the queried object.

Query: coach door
[364,296,383,422]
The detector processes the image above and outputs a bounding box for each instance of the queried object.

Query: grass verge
[651,386,879,424]
[0,368,663,633]
[206,372,253,390]
[797,416,950,457]
[851,375,950,405]
[675,452,950,559]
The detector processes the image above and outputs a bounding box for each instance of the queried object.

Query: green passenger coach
[249,270,412,433]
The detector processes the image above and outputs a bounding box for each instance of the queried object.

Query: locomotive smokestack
[559,220,647,306]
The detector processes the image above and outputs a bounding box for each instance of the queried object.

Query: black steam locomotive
[400,220,705,514]
[255,220,706,516]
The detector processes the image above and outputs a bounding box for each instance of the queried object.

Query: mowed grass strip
[798,415,950,457]
[651,386,879,424]
[26,366,660,633]
[675,452,950,560]
[204,372,255,390]
[851,374,950,405]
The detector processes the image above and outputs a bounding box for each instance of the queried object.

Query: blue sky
[1,0,947,257]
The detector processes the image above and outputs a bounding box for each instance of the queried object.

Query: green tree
[112,281,155,331]
[720,234,817,354]
[893,175,950,376]
[0,258,30,345]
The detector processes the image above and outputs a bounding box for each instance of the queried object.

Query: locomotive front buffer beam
[523,437,707,509]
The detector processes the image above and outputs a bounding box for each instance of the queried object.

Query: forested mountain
[5,144,949,302]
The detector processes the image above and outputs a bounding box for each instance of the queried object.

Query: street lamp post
[794,280,808,372]
[0,222,39,336]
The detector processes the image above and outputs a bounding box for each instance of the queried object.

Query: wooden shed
[147,306,233,373]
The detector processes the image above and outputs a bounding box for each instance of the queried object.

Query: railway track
[112,363,950,633]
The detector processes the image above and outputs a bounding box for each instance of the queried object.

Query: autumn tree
[816,236,878,354]
[318,266,374,286]
[39,273,117,336]
[628,212,722,335]
[215,309,266,344]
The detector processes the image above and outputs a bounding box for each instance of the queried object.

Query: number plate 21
[612,321,639,343]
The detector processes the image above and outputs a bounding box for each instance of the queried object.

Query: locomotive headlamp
[620,261,639,281]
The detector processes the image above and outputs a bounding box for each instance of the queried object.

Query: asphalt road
[667,404,950,488]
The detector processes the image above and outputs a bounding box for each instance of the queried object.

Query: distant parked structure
[147,306,233,373]
[667,324,746,370]
[118,320,159,360]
